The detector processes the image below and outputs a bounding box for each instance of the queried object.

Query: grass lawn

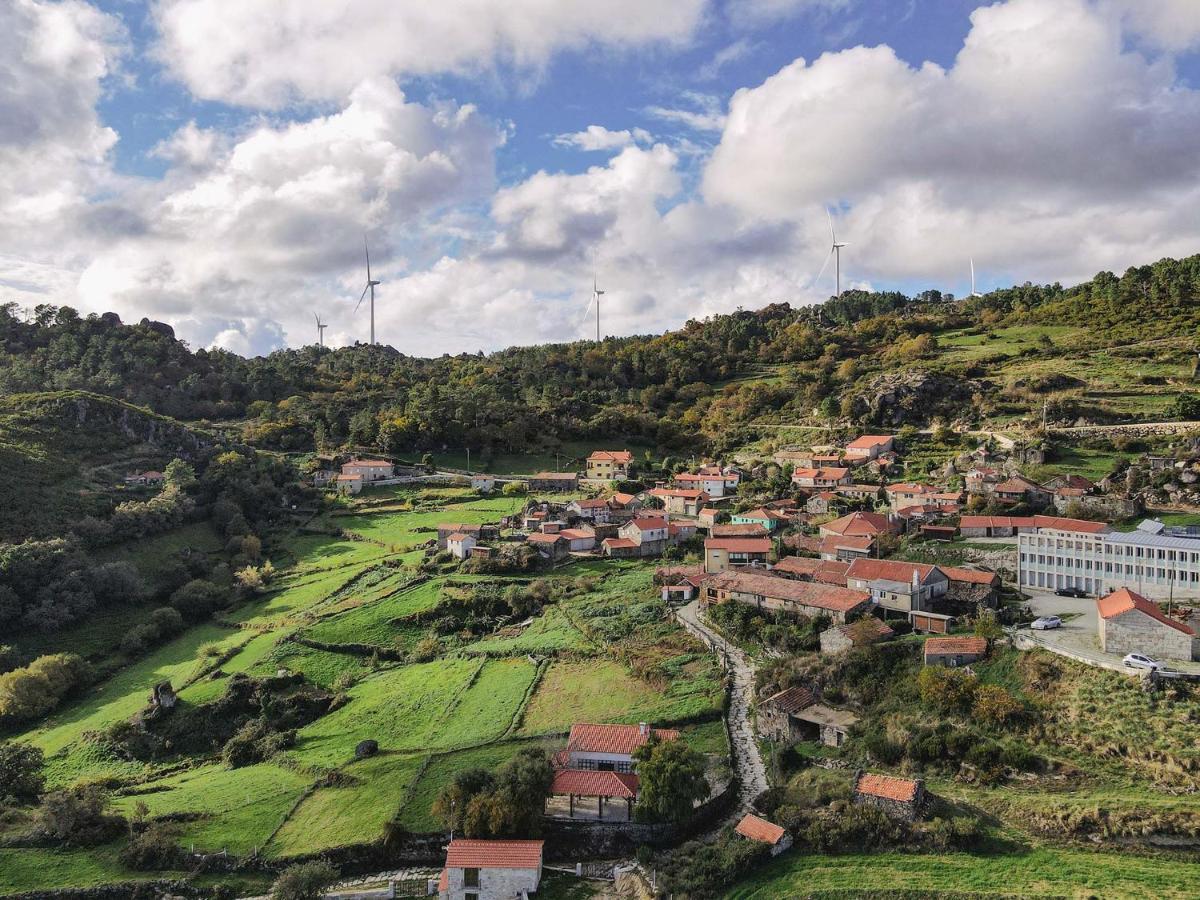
[112,762,309,855]
[437,658,538,748]
[300,577,447,647]
[0,846,177,895]
[466,605,589,656]
[94,521,225,588]
[267,752,426,857]
[332,496,525,548]
[1026,446,1128,482]
[723,846,1200,898]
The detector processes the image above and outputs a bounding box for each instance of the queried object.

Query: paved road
[675,601,769,809]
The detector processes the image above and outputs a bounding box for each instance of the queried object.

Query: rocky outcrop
[851,372,991,427]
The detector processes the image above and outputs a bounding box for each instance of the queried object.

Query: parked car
[1054,587,1088,598]
[1031,615,1062,630]
[1122,652,1162,671]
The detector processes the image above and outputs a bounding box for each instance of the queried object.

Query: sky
[4,0,1200,357]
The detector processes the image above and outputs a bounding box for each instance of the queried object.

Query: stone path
[675,600,769,810]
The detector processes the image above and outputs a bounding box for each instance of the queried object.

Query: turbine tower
[815,208,849,298]
[314,312,327,347]
[355,238,381,344]
[592,276,605,342]
[970,258,983,298]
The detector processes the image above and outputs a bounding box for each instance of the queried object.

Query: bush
[0,741,44,804]
[168,579,226,621]
[917,665,977,713]
[271,861,339,900]
[120,822,182,869]
[803,801,903,853]
[0,653,90,725]
[971,684,1024,727]
[633,736,709,824]
[35,785,123,846]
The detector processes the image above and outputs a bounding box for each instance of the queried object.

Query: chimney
[639,722,649,736]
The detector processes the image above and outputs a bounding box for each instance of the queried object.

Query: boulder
[355,739,379,759]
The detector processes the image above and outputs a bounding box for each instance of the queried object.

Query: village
[302,431,1200,900]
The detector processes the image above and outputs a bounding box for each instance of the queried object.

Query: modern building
[704,536,772,574]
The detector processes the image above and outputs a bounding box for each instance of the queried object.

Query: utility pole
[466,447,470,473]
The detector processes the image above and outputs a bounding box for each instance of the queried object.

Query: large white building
[1018,518,1200,601]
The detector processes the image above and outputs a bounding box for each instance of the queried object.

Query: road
[675,600,769,810]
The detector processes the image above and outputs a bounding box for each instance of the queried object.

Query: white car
[1031,616,1062,630]
[1123,652,1162,671]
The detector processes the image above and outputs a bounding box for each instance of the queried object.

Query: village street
[675,600,769,810]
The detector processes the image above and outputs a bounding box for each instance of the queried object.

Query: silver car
[1123,652,1162,671]
[1031,616,1062,630]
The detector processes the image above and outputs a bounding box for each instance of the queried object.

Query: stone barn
[853,771,925,821]
[1097,588,1197,662]
[923,636,988,667]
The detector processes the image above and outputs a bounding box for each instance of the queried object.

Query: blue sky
[5,0,1200,356]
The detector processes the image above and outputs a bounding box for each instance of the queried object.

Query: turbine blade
[814,247,835,288]
[364,237,371,281]
[827,207,836,243]
[355,282,369,312]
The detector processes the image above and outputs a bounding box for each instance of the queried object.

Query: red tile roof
[439,522,483,533]
[818,534,875,556]
[712,523,769,537]
[344,458,394,467]
[707,571,871,613]
[627,517,669,531]
[737,507,787,521]
[941,566,999,586]
[445,839,544,870]
[445,532,473,542]
[551,769,639,799]
[836,617,895,643]
[589,450,633,463]
[735,813,787,845]
[1097,588,1195,635]
[526,532,566,544]
[762,685,815,713]
[958,515,1038,529]
[1031,515,1110,534]
[772,556,850,584]
[886,482,938,495]
[611,492,638,505]
[705,538,772,553]
[567,723,679,755]
[559,528,594,540]
[603,537,637,549]
[846,558,937,583]
[573,497,611,509]
[856,773,919,802]
[924,636,988,657]
[793,467,850,480]
[846,435,893,450]
[821,511,892,536]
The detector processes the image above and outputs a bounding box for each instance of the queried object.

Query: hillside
[0,391,215,540]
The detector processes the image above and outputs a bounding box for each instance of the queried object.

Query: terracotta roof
[712,523,769,537]
[846,558,937,584]
[736,507,787,521]
[559,528,594,540]
[627,517,669,531]
[771,556,850,584]
[835,618,895,642]
[818,534,875,556]
[940,566,999,586]
[611,492,637,505]
[705,538,772,553]
[439,522,482,533]
[793,467,850,480]
[445,532,473,542]
[1097,588,1195,635]
[1031,515,1110,534]
[551,769,639,799]
[924,636,988,657]
[445,839,544,870]
[846,435,893,450]
[821,511,892,536]
[856,773,919,802]
[707,571,871,613]
[526,532,566,544]
[762,685,815,713]
[344,458,394,467]
[735,813,787,845]
[958,515,1038,529]
[603,537,637,549]
[589,450,633,463]
[649,488,709,500]
[573,497,611,509]
[783,534,823,553]
[567,723,679,755]
[886,482,938,495]
[994,477,1042,494]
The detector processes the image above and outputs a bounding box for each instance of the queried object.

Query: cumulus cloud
[1106,0,1200,52]
[150,0,708,108]
[552,125,653,152]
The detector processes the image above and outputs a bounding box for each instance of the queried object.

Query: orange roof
[707,570,871,613]
[1097,588,1195,635]
[772,556,850,584]
[627,517,668,531]
[603,537,637,549]
[924,636,988,656]
[735,813,787,845]
[344,458,393,467]
[958,515,1038,529]
[856,773,919,802]
[439,522,482,533]
[559,528,594,540]
[793,467,850,480]
[567,723,679,755]
[737,507,787,521]
[847,558,937,583]
[941,566,999,586]
[818,534,875,555]
[445,839,543,869]
[1031,515,1109,535]
[611,492,637,505]
[705,538,772,553]
[445,532,473,542]
[551,769,639,799]
[712,523,769,537]
[649,488,708,500]
[886,482,938,494]
[846,435,893,450]
[573,497,611,508]
[836,618,895,642]
[526,532,565,544]
[821,511,892,536]
[589,450,633,463]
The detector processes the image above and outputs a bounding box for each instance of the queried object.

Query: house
[806,491,841,515]
[601,537,639,558]
[844,435,894,460]
[958,515,1038,538]
[704,537,772,574]
[771,556,850,585]
[757,685,858,748]
[941,566,1001,606]
[853,772,924,821]
[439,839,543,900]
[730,507,788,532]
[341,458,395,481]
[1043,473,1096,493]
[559,528,597,553]
[446,532,477,560]
[791,467,851,489]
[819,617,895,654]
[734,814,792,855]
[819,511,894,539]
[438,523,486,550]
[586,450,634,481]
[819,534,876,562]
[675,469,739,497]
[702,570,872,623]
[564,722,679,772]
[334,473,363,495]
[648,488,710,517]
[837,483,882,503]
[528,472,579,492]
[919,524,958,542]
[923,636,988,667]
[1097,588,1197,661]
[964,466,1001,494]
[712,523,769,538]
[567,497,612,523]
[992,475,1051,505]
[698,507,722,529]
[845,558,950,616]
[621,516,669,547]
[124,470,166,487]
[470,474,496,493]
[884,483,940,510]
[526,532,569,561]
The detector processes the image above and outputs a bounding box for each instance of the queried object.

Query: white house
[341,458,395,481]
[446,532,477,560]
[471,474,496,493]
[567,498,612,523]
[438,839,543,900]
[565,722,679,773]
[844,435,894,460]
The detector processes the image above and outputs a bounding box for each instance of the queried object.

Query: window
[465,893,479,900]
[464,868,480,888]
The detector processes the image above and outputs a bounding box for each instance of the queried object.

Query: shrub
[803,801,904,853]
[168,579,225,621]
[0,741,44,804]
[0,653,89,725]
[35,785,123,846]
[271,861,339,900]
[917,665,977,712]
[634,737,709,824]
[972,684,1024,727]
[120,822,182,869]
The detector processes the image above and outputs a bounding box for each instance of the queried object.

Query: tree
[972,684,1024,728]
[433,768,495,834]
[35,785,122,846]
[916,665,977,713]
[163,459,197,491]
[0,741,44,804]
[633,737,709,824]
[973,608,1004,643]
[271,861,339,900]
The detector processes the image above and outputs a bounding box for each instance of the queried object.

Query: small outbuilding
[1097,587,1197,662]
[734,813,792,856]
[923,635,987,667]
[853,771,925,820]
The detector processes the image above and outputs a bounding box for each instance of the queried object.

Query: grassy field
[299,576,447,647]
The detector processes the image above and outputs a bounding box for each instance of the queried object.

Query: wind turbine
[355,238,381,344]
[582,275,605,342]
[314,312,327,347]
[814,208,849,298]
[969,258,983,298]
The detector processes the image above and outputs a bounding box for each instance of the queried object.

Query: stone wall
[1100,609,1196,661]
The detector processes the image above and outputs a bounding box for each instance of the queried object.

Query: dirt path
[675,600,768,810]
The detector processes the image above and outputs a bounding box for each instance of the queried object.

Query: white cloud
[1106,0,1200,52]
[645,91,728,132]
[552,125,653,152]
[698,38,759,80]
[151,0,709,108]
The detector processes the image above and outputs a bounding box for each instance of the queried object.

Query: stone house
[564,722,679,773]
[649,488,710,517]
[437,522,494,550]
[757,685,858,748]
[1097,588,1197,661]
[702,570,871,624]
[334,473,363,495]
[734,814,792,856]
[853,772,924,821]
[771,556,850,585]
[844,434,894,460]
[792,467,852,489]
[528,472,578,492]
[470,474,496,493]
[704,537,772,574]
[586,450,633,481]
[957,515,1037,538]
[438,839,543,900]
[923,635,988,667]
[806,491,841,515]
[992,475,1051,505]
[525,532,569,561]
[341,458,395,481]
[845,558,949,617]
